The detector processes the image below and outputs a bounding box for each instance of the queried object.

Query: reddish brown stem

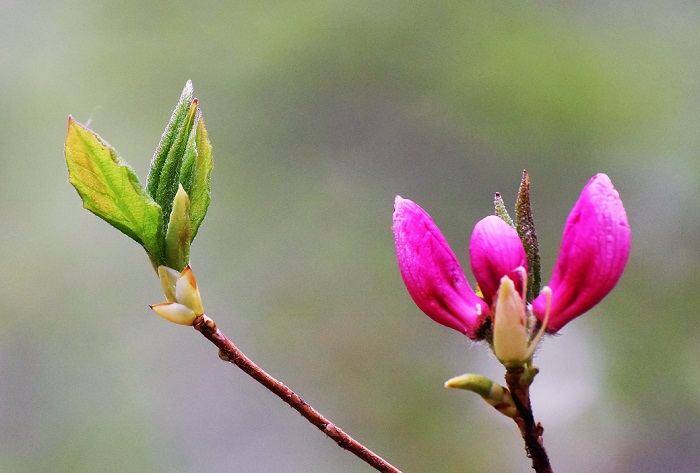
[505,368,553,473]
[192,315,402,473]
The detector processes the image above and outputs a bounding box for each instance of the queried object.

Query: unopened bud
[445,373,517,418]
[493,275,529,366]
[151,265,204,325]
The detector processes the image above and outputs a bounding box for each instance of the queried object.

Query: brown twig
[505,367,553,473]
[192,314,402,473]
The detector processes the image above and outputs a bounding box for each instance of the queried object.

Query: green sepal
[164,184,192,271]
[65,117,163,260]
[515,170,541,302]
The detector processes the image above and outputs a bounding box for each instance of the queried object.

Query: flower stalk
[505,367,553,473]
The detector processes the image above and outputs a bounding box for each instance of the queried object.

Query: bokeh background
[2,1,699,472]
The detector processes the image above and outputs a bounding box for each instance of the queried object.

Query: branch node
[218,349,231,361]
[202,314,217,334]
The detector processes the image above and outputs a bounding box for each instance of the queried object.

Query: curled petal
[533,174,631,332]
[469,215,528,305]
[393,196,487,339]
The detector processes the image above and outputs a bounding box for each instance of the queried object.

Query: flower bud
[393,196,487,339]
[532,173,630,332]
[469,215,527,306]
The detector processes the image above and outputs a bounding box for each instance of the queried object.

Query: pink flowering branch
[393,171,630,473]
[192,314,403,473]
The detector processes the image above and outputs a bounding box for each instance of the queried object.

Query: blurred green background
[2,1,699,472]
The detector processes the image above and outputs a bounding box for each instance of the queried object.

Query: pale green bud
[445,373,517,418]
[493,275,551,368]
[493,276,529,366]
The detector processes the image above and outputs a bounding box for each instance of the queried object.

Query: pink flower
[392,198,526,340]
[531,174,631,332]
[392,173,630,340]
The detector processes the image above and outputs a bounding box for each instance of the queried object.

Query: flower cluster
[393,174,630,363]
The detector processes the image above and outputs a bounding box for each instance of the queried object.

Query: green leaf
[147,81,212,243]
[147,81,194,201]
[155,101,198,230]
[178,111,198,195]
[184,113,212,240]
[65,117,163,259]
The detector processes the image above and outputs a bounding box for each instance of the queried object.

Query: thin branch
[192,315,402,473]
[505,367,553,473]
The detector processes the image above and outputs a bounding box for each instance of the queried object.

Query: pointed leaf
[147,81,194,200]
[155,100,198,230]
[515,170,541,302]
[493,192,514,228]
[185,113,212,240]
[65,117,163,258]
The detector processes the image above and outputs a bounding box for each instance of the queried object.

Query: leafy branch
[65,81,401,472]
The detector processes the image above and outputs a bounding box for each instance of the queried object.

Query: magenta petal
[533,174,631,332]
[393,196,488,339]
[469,215,528,306]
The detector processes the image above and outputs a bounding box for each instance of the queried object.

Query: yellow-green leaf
[65,117,163,259]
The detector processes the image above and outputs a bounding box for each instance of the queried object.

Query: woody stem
[192,314,402,473]
[505,367,553,473]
